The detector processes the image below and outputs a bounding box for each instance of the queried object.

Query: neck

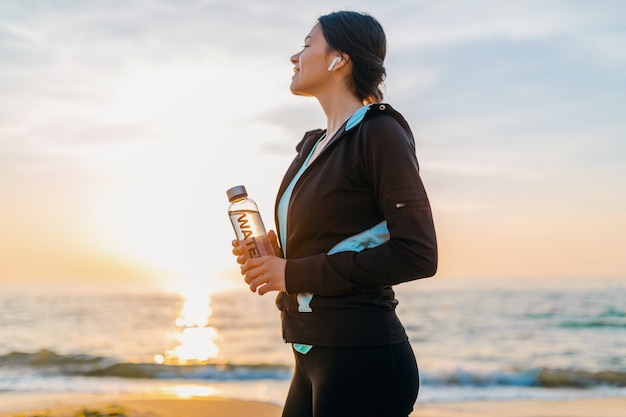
[316,90,364,137]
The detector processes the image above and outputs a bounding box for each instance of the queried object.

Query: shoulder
[358,104,415,151]
[361,104,413,136]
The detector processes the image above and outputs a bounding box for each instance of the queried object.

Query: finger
[249,274,266,293]
[241,258,262,275]
[257,282,274,296]
[243,263,264,284]
[232,242,245,259]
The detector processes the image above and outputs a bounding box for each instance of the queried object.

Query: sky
[1,0,625,292]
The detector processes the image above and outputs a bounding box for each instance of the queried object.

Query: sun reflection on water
[156,384,221,399]
[156,291,220,365]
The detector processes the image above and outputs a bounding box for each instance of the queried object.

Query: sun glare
[156,384,221,399]
[160,291,221,364]
[171,326,219,363]
[86,60,249,285]
[177,292,212,328]
[80,52,293,289]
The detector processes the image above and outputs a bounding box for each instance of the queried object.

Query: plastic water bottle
[227,185,274,260]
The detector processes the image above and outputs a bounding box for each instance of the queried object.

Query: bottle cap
[226,185,248,202]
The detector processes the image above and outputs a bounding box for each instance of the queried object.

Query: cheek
[303,58,324,76]
[302,48,325,69]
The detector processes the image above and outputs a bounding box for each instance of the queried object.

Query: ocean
[1,276,625,406]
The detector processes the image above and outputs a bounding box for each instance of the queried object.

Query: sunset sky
[1,0,624,291]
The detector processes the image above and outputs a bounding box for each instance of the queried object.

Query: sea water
[0,277,624,405]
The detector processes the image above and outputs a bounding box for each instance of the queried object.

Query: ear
[327,54,349,72]
[327,56,341,71]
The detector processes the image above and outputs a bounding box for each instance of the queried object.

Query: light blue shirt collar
[345,104,371,131]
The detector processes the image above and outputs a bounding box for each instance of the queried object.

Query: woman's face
[290,24,334,97]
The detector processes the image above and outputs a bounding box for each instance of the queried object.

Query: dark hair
[318,11,387,103]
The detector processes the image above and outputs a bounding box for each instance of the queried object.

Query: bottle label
[235,212,254,240]
[229,209,273,259]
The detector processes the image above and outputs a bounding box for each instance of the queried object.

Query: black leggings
[281,341,419,417]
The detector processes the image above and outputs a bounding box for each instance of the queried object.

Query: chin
[289,86,312,97]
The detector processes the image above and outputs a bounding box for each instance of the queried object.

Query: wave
[525,308,626,329]
[558,319,626,329]
[0,349,291,381]
[2,349,625,388]
[421,368,626,389]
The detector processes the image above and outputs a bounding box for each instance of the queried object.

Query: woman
[233,11,437,417]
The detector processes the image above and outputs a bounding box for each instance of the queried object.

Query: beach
[0,393,625,417]
[0,393,282,417]
[1,278,624,415]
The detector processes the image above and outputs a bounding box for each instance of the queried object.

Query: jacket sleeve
[285,114,437,295]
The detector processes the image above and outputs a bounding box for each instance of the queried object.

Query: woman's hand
[231,238,247,265]
[231,230,282,264]
[241,254,287,295]
[232,230,286,295]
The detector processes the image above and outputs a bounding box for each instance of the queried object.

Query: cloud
[1,0,625,280]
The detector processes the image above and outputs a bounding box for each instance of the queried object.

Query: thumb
[268,230,283,258]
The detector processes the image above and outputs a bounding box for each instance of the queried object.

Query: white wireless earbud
[327,56,342,71]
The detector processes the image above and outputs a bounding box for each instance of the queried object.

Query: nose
[290,51,300,65]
